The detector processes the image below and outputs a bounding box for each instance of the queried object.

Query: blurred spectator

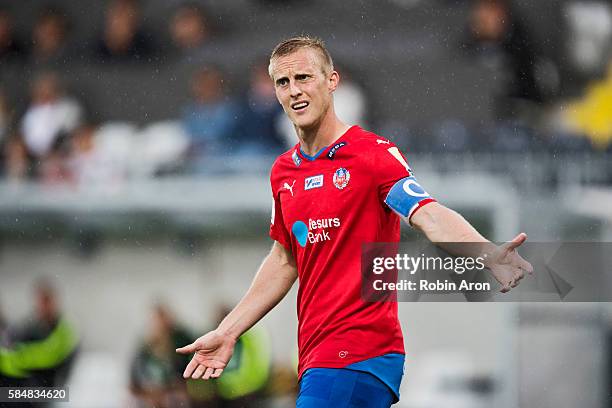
[95,0,154,63]
[0,8,24,62]
[331,65,367,129]
[0,88,12,143]
[2,134,30,181]
[30,5,71,66]
[563,59,612,150]
[38,136,71,185]
[169,3,210,54]
[0,301,18,387]
[129,303,192,408]
[20,72,82,160]
[182,66,239,166]
[0,303,7,347]
[464,0,555,119]
[67,123,101,185]
[234,60,285,155]
[564,1,612,76]
[5,278,79,389]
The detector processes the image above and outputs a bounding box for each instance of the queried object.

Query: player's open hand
[176,330,236,380]
[486,233,534,292]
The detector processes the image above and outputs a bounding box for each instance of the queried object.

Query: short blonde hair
[268,36,334,78]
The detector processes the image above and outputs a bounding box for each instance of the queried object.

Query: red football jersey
[269,125,434,378]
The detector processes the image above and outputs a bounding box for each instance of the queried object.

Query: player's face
[270,48,338,130]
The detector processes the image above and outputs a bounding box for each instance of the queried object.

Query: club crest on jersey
[292,150,302,167]
[333,168,350,190]
[305,174,323,190]
[327,141,347,159]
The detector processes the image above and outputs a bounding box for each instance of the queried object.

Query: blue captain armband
[384,176,434,219]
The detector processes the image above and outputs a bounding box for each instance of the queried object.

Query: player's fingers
[503,233,527,252]
[200,366,214,380]
[210,368,223,378]
[518,256,534,274]
[191,364,206,379]
[514,269,524,281]
[176,343,196,354]
[183,358,199,378]
[202,359,226,369]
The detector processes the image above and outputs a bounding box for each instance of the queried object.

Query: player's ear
[328,70,340,93]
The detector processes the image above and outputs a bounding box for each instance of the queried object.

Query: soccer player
[177,36,533,407]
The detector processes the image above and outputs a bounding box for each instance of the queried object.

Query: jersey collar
[299,146,328,161]
[295,125,358,162]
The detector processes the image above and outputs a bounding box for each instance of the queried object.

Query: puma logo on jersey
[283,180,296,196]
[376,139,390,145]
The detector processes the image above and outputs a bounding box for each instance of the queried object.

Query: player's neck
[296,114,350,157]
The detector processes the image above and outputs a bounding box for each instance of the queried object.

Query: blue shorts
[297,368,395,408]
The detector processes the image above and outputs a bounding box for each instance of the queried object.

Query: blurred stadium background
[0,0,611,407]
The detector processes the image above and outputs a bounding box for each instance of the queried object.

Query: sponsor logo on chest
[304,174,324,190]
[292,217,341,247]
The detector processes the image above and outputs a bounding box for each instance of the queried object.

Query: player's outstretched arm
[409,202,533,292]
[176,241,297,380]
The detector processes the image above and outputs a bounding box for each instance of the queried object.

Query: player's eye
[296,74,309,81]
[276,78,288,87]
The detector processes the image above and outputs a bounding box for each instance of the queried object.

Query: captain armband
[384,176,435,220]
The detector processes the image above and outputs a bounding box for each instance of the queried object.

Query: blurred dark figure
[30,5,71,66]
[465,0,553,119]
[0,303,7,347]
[234,60,285,155]
[20,71,82,165]
[130,303,193,408]
[95,0,154,63]
[169,3,210,54]
[0,301,17,388]
[2,279,79,391]
[181,66,239,169]
[0,8,24,62]
[2,134,30,182]
[0,90,23,180]
[0,88,12,143]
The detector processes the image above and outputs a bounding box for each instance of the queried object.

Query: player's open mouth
[291,101,309,111]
